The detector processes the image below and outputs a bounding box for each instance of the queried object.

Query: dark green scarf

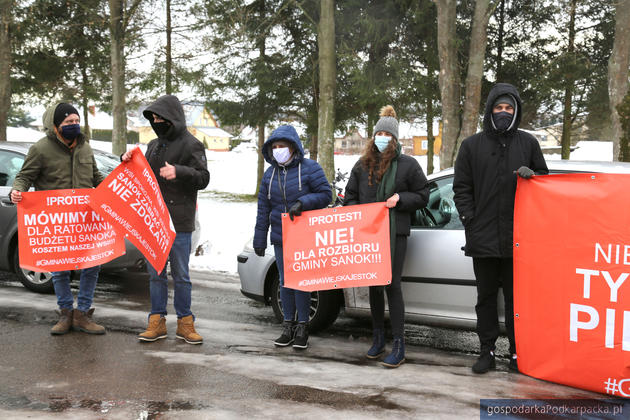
[376,143,401,262]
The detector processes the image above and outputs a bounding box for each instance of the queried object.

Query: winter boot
[382,337,405,368]
[508,354,519,372]
[366,329,386,359]
[50,308,73,335]
[293,322,309,349]
[472,350,496,374]
[72,308,106,335]
[176,315,203,344]
[274,320,295,347]
[138,314,167,342]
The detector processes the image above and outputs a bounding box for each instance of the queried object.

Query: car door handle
[0,197,14,207]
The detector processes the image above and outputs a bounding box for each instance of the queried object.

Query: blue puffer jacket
[254,125,332,249]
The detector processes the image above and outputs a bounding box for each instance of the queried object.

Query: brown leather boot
[176,315,203,344]
[72,308,106,334]
[50,308,73,335]
[138,314,167,342]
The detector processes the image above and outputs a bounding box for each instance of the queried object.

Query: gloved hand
[288,201,303,221]
[516,166,535,179]
[254,247,266,257]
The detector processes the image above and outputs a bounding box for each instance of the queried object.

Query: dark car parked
[0,141,146,292]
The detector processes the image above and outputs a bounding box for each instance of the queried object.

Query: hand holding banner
[17,189,125,271]
[281,202,391,292]
[89,147,175,272]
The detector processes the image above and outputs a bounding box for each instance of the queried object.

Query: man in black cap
[11,102,106,336]
[453,83,548,374]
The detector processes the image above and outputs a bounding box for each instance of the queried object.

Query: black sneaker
[292,322,309,349]
[472,351,495,374]
[274,321,295,347]
[508,354,518,372]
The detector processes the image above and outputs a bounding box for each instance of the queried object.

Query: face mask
[272,147,292,164]
[374,135,392,152]
[61,124,81,140]
[492,111,514,132]
[151,120,171,136]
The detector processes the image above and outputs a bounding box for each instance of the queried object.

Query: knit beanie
[493,94,515,109]
[373,105,399,141]
[53,103,79,127]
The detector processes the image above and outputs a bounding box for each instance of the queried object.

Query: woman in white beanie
[344,105,429,368]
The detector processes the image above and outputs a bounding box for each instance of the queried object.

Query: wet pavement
[0,269,606,419]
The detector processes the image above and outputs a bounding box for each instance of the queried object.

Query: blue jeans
[52,265,101,312]
[274,245,310,323]
[147,232,193,319]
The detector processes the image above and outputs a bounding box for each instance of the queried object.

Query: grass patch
[200,190,257,202]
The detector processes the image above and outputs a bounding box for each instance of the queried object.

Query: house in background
[334,129,366,154]
[412,122,443,156]
[133,103,233,150]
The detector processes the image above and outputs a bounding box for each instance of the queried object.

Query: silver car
[0,142,146,293]
[238,159,630,332]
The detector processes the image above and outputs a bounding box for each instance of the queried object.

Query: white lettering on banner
[575,268,629,302]
[24,211,88,226]
[595,242,630,265]
[570,304,599,342]
[308,211,362,226]
[315,227,354,246]
[45,195,89,206]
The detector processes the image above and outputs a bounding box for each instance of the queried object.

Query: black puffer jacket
[143,95,210,232]
[344,154,429,236]
[453,83,548,258]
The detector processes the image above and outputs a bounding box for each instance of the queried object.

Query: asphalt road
[0,269,610,419]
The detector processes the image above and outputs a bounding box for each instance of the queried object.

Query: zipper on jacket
[279,166,289,212]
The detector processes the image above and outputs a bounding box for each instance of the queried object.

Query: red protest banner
[514,173,630,398]
[89,147,175,272]
[17,189,125,271]
[281,202,391,292]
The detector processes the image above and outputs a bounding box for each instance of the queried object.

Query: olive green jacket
[12,103,104,192]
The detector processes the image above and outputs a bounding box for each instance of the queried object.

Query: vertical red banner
[281,202,391,292]
[89,147,175,272]
[514,173,630,398]
[17,189,125,271]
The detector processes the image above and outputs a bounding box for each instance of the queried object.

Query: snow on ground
[40,137,619,275]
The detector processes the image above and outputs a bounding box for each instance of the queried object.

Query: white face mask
[374,135,392,152]
[272,147,292,164]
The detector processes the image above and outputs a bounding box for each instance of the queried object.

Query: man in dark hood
[453,83,548,374]
[122,94,210,345]
[11,102,106,336]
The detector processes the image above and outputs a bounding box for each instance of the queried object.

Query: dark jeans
[370,235,407,338]
[147,232,193,318]
[472,257,515,355]
[52,265,100,312]
[274,245,311,323]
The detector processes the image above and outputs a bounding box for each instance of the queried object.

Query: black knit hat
[493,94,515,109]
[53,103,79,127]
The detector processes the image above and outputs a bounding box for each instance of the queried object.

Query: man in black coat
[122,95,210,345]
[453,83,548,374]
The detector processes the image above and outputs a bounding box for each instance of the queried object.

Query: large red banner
[89,147,175,272]
[514,173,630,398]
[17,189,125,271]
[281,203,391,292]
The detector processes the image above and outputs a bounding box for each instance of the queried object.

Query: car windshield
[93,150,120,175]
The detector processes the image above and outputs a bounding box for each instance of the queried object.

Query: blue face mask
[374,135,392,152]
[61,124,81,140]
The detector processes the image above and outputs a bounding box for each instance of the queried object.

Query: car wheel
[269,272,341,333]
[13,246,54,293]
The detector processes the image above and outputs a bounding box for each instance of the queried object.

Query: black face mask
[492,111,514,132]
[151,120,171,136]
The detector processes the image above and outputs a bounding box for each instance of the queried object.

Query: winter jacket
[254,125,331,249]
[12,103,104,192]
[143,95,210,232]
[453,83,548,258]
[343,154,429,236]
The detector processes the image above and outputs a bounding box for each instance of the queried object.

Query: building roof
[196,126,233,139]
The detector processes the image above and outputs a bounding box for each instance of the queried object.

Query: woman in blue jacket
[253,125,331,350]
